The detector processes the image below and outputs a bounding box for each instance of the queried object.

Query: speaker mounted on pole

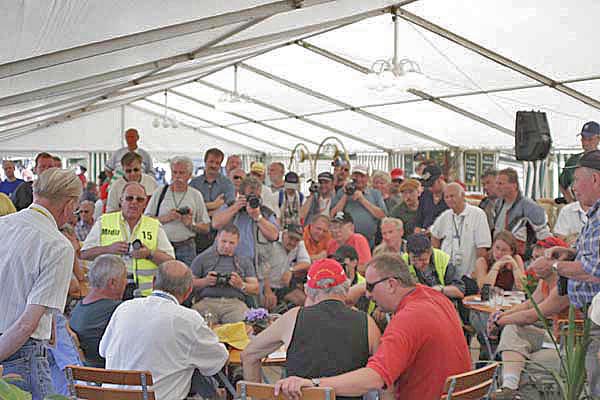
[515,111,552,161]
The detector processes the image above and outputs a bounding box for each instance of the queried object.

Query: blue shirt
[416,189,448,229]
[0,178,24,195]
[331,188,387,247]
[569,199,600,308]
[189,174,235,205]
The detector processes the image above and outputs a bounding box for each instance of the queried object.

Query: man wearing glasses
[228,168,246,196]
[274,253,471,400]
[81,182,175,297]
[106,152,157,212]
[75,200,95,241]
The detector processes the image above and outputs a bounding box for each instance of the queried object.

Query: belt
[171,237,195,247]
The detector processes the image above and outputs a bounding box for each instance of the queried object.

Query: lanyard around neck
[150,291,178,304]
[30,206,54,224]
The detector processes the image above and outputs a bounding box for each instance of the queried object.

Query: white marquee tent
[1,0,599,163]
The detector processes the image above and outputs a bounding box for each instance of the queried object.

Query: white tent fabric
[1,0,599,157]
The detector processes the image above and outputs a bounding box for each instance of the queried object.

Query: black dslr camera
[308,179,320,194]
[215,272,231,286]
[245,194,261,209]
[128,239,143,256]
[176,206,191,215]
[344,179,357,196]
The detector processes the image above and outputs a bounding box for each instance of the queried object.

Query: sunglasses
[125,168,141,173]
[365,276,400,292]
[233,176,244,180]
[123,195,146,203]
[79,210,91,214]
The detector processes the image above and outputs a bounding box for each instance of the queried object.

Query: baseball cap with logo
[250,162,265,175]
[317,171,334,182]
[331,211,353,224]
[535,236,568,249]
[284,171,300,190]
[352,165,369,175]
[579,121,600,138]
[575,150,600,171]
[390,168,405,182]
[420,165,443,187]
[307,258,348,289]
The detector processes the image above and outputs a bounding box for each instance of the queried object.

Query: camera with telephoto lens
[246,194,261,209]
[344,179,357,196]
[176,206,191,215]
[215,272,231,287]
[308,179,320,194]
[128,239,143,256]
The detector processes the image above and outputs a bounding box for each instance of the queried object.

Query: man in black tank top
[241,258,380,400]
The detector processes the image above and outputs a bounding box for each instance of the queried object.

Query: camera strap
[154,184,170,217]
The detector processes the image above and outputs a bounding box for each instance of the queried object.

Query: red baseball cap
[307,259,347,289]
[390,168,404,181]
[536,236,568,249]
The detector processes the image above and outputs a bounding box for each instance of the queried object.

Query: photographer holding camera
[300,172,335,225]
[145,156,210,266]
[330,165,387,248]
[212,176,279,261]
[191,224,259,324]
[81,182,175,297]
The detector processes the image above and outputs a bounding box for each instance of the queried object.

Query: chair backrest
[65,365,155,400]
[237,381,335,400]
[442,362,498,400]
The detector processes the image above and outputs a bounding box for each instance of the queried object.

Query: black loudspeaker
[515,111,552,161]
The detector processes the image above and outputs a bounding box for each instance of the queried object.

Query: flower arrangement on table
[522,268,539,297]
[245,308,269,334]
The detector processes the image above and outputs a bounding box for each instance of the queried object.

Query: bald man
[430,182,491,278]
[105,128,154,175]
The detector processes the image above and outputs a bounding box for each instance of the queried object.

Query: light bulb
[171,119,178,129]
[152,118,160,128]
[162,118,169,128]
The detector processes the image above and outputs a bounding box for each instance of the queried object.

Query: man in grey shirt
[191,224,260,323]
[105,128,153,175]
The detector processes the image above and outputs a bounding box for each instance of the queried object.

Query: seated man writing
[191,224,259,323]
[241,258,381,400]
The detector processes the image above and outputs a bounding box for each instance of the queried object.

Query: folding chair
[237,381,335,400]
[64,364,155,400]
[442,362,498,400]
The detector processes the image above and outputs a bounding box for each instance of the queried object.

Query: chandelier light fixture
[366,11,427,92]
[152,90,178,129]
[215,64,254,112]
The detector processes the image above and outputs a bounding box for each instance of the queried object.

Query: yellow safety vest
[100,212,159,296]
[402,248,450,287]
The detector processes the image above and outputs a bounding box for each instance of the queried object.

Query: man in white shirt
[106,152,158,212]
[100,261,228,400]
[431,182,491,277]
[553,200,588,243]
[0,168,82,399]
[105,128,154,175]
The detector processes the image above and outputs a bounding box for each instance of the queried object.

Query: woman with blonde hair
[371,170,400,211]
[0,193,16,216]
[474,230,525,291]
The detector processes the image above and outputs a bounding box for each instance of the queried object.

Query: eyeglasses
[123,195,146,203]
[341,168,350,172]
[365,276,400,292]
[125,168,140,173]
[79,210,91,214]
[233,176,244,180]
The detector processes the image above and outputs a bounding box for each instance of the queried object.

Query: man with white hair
[106,152,157,213]
[242,258,380,385]
[431,182,491,278]
[70,255,127,368]
[81,182,175,297]
[75,200,95,241]
[0,168,82,399]
[146,156,210,266]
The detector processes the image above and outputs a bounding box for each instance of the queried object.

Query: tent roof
[1,0,599,157]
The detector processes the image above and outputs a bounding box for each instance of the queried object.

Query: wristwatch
[551,261,560,273]
[311,378,321,387]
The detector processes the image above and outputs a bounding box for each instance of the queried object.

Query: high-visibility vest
[100,212,159,296]
[402,248,450,287]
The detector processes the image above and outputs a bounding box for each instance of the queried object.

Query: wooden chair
[237,381,335,400]
[65,364,155,400]
[442,362,498,400]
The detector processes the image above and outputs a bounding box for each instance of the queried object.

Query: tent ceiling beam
[168,89,321,146]
[198,80,388,152]
[238,62,452,148]
[295,40,515,137]
[141,98,291,152]
[396,9,600,111]
[0,0,334,80]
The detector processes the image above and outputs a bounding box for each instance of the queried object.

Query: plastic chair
[65,364,155,400]
[442,362,498,400]
[237,381,335,400]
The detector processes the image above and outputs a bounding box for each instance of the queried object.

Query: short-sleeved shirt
[189,174,235,205]
[0,205,74,340]
[145,186,210,242]
[554,201,587,238]
[559,152,583,190]
[366,285,471,400]
[570,199,600,308]
[75,219,94,242]
[106,175,158,213]
[416,190,448,229]
[0,178,24,196]
[327,233,372,266]
[389,202,418,239]
[191,246,256,301]
[262,240,311,289]
[331,188,387,246]
[70,298,122,368]
[430,204,492,277]
[105,146,154,174]
[303,225,332,258]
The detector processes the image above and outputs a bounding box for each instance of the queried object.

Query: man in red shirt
[275,253,471,400]
[327,212,371,274]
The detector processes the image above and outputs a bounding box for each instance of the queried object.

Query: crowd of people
[2,122,600,400]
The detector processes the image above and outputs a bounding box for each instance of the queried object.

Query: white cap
[591,293,600,325]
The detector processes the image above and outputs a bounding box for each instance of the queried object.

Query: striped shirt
[0,205,74,340]
[570,199,600,308]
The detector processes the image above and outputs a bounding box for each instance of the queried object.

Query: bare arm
[559,186,574,203]
[367,314,381,355]
[476,247,488,260]
[211,206,238,230]
[330,194,348,218]
[0,305,46,361]
[430,236,441,249]
[256,216,279,242]
[80,241,129,260]
[558,260,600,283]
[497,286,570,327]
[356,193,385,219]
[299,195,315,222]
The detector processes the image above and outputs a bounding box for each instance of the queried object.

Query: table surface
[228,348,286,366]
[462,293,524,314]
